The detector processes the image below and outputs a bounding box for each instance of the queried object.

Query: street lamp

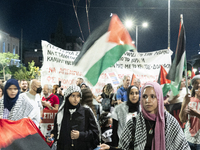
[125,20,148,51]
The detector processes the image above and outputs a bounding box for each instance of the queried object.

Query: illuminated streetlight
[125,20,133,29]
[142,22,148,28]
[125,19,148,50]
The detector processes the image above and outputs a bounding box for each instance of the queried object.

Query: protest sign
[40,109,58,138]
[41,40,172,95]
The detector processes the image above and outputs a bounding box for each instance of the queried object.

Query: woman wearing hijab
[0,79,33,120]
[179,75,200,149]
[48,85,99,150]
[111,85,140,147]
[100,82,190,150]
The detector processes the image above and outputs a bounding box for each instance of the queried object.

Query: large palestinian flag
[166,15,187,95]
[0,118,51,150]
[74,14,136,86]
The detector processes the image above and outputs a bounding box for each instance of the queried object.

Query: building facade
[0,30,20,55]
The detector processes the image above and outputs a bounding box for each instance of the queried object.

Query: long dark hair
[81,88,96,115]
[103,83,113,98]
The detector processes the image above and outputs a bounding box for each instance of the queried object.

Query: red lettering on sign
[49,67,56,73]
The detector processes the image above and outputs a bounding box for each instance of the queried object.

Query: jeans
[188,141,200,150]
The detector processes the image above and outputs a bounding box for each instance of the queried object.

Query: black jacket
[51,105,99,150]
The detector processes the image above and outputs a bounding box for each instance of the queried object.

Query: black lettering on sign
[125,57,130,62]
[163,64,170,68]
[114,64,123,69]
[144,52,152,56]
[154,50,169,56]
[153,64,160,69]
[139,53,144,57]
[47,50,54,56]
[65,61,73,65]
[124,64,130,69]
[47,57,65,63]
[131,64,137,68]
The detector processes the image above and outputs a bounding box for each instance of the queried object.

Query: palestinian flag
[166,15,187,95]
[131,73,137,86]
[191,67,195,79]
[0,118,51,150]
[74,14,135,86]
[157,65,179,96]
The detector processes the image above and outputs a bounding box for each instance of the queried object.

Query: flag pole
[181,14,190,126]
[180,14,188,94]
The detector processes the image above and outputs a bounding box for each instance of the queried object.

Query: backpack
[101,97,111,112]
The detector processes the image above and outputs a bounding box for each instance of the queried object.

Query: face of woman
[7,85,18,98]
[68,92,81,106]
[194,79,200,96]
[129,88,139,104]
[142,87,158,114]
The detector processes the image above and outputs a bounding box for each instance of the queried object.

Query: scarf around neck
[140,82,165,150]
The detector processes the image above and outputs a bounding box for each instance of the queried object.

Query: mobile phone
[59,81,61,87]
[48,137,55,141]
[93,147,100,150]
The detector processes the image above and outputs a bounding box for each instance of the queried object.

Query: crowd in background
[0,74,200,150]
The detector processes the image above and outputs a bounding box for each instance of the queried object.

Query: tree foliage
[14,60,40,80]
[0,52,19,81]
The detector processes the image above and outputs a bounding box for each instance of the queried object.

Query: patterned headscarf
[58,85,82,111]
[64,85,82,99]
[140,82,165,150]
[3,79,20,111]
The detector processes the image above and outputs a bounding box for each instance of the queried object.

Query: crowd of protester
[1,74,200,150]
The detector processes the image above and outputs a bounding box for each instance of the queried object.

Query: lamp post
[125,20,148,51]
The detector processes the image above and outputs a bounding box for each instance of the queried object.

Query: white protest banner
[41,40,172,95]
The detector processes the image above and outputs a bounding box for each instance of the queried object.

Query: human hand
[42,101,49,107]
[185,106,200,118]
[46,134,54,143]
[164,99,170,105]
[71,130,79,139]
[184,94,191,105]
[117,100,122,105]
[99,144,110,150]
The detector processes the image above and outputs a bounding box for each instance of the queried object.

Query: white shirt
[20,92,42,127]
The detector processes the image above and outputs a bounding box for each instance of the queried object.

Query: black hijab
[3,79,20,111]
[127,85,140,113]
[64,94,80,110]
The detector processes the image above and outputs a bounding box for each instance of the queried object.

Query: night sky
[0,0,200,59]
